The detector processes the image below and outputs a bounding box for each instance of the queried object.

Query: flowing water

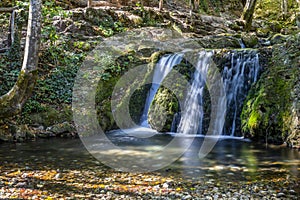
[141,50,260,136]
[1,50,298,198]
[222,51,260,136]
[1,137,299,197]
[176,51,213,135]
[140,53,183,127]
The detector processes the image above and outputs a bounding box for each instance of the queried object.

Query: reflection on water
[1,134,299,184]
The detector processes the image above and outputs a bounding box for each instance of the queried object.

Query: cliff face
[241,33,300,148]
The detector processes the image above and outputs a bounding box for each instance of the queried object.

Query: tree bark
[159,0,163,11]
[0,0,42,119]
[0,7,16,13]
[241,0,257,32]
[190,0,199,11]
[281,0,288,19]
[87,0,92,7]
[8,9,16,47]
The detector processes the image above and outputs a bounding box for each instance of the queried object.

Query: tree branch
[0,7,17,13]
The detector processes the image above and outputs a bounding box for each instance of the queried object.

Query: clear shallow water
[1,133,299,178]
[106,130,300,178]
[1,134,299,197]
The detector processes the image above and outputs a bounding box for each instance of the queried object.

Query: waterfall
[140,53,183,127]
[176,50,260,135]
[139,50,260,136]
[177,51,213,134]
[238,39,246,48]
[222,51,260,136]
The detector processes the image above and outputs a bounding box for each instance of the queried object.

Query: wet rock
[36,131,55,138]
[15,182,27,188]
[46,122,76,137]
[289,189,296,194]
[242,34,300,147]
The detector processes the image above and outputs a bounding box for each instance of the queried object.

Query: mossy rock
[147,59,194,132]
[148,87,179,131]
[241,33,259,48]
[241,34,300,146]
[26,104,73,127]
[0,123,33,142]
[46,122,76,136]
[95,51,154,132]
[0,124,14,142]
[84,7,114,27]
[268,21,282,33]
[270,33,288,45]
[256,28,270,38]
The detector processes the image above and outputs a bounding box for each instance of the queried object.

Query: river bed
[0,134,299,199]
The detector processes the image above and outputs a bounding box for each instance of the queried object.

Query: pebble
[289,189,296,194]
[183,194,192,199]
[277,192,285,197]
[54,173,61,179]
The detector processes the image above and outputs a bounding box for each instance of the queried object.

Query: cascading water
[222,51,260,136]
[140,50,260,136]
[175,50,260,135]
[140,53,183,127]
[176,51,213,134]
[238,39,246,48]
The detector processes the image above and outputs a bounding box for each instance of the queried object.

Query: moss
[248,110,261,131]
[241,33,259,48]
[241,35,299,145]
[148,87,179,131]
[23,104,72,127]
[95,51,154,131]
[147,58,194,132]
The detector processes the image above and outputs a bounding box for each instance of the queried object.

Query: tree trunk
[0,0,42,119]
[190,0,199,11]
[159,0,163,11]
[87,0,92,7]
[282,0,288,19]
[241,0,257,31]
[8,9,16,47]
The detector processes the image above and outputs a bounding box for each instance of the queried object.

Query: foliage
[41,0,70,45]
[32,49,84,105]
[241,35,299,144]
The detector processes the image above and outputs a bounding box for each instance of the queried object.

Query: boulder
[241,33,259,48]
[241,34,300,147]
[46,122,76,137]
